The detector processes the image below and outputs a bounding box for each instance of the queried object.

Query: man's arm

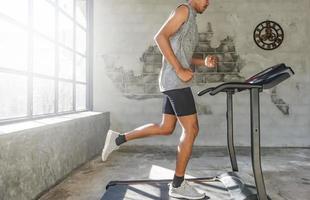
[191,56,218,68]
[154,5,193,82]
[191,58,205,66]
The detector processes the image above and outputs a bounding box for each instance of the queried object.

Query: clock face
[253,20,284,50]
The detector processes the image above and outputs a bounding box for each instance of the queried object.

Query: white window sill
[0,111,104,135]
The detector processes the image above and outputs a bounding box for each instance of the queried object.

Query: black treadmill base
[102,178,214,200]
[101,174,267,200]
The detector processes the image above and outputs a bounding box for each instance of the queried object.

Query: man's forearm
[191,58,205,66]
[154,34,183,72]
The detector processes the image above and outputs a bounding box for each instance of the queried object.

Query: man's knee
[159,125,175,136]
[184,124,199,138]
[192,125,199,138]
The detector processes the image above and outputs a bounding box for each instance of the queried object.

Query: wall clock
[253,20,284,50]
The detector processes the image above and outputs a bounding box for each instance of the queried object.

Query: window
[0,0,91,123]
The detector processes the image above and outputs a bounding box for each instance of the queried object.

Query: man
[102,0,217,199]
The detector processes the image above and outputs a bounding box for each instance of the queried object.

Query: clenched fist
[176,67,193,82]
[205,55,219,68]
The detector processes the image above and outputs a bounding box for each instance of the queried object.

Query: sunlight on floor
[148,165,197,180]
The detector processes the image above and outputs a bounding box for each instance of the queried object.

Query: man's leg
[124,113,177,141]
[168,113,205,199]
[102,114,177,161]
[175,113,199,177]
[123,92,178,142]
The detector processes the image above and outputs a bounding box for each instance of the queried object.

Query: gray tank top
[158,3,199,92]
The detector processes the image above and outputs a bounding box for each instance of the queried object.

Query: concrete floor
[39,146,310,200]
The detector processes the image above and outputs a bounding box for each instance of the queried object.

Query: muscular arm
[154,5,189,73]
[191,58,205,66]
[191,56,219,68]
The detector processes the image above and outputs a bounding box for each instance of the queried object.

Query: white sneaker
[168,180,205,200]
[101,130,120,161]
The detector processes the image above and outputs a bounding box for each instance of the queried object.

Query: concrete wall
[0,112,110,200]
[93,0,310,147]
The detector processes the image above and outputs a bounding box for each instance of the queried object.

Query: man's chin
[198,8,207,14]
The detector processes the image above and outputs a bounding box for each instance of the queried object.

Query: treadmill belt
[101,178,232,200]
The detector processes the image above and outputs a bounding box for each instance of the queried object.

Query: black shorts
[162,87,197,117]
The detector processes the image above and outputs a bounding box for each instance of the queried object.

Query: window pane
[59,47,73,79]
[33,0,55,39]
[0,0,28,25]
[58,12,73,48]
[33,78,55,115]
[0,72,27,120]
[76,84,86,110]
[58,81,73,112]
[59,0,73,17]
[75,26,86,54]
[76,0,87,28]
[33,34,55,76]
[0,18,28,71]
[76,54,86,82]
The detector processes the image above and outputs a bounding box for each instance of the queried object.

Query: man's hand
[176,67,193,82]
[205,55,219,68]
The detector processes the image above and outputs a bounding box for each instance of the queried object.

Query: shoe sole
[101,130,119,161]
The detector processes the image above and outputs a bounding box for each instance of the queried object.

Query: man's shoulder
[176,4,190,14]
[174,4,190,21]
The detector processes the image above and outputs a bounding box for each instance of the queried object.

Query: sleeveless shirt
[158,3,199,92]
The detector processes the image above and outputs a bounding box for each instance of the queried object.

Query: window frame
[0,0,93,125]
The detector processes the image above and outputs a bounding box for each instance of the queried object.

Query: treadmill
[101,63,294,200]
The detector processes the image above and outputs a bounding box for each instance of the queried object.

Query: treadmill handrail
[197,87,214,96]
[198,82,262,96]
[210,82,262,95]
